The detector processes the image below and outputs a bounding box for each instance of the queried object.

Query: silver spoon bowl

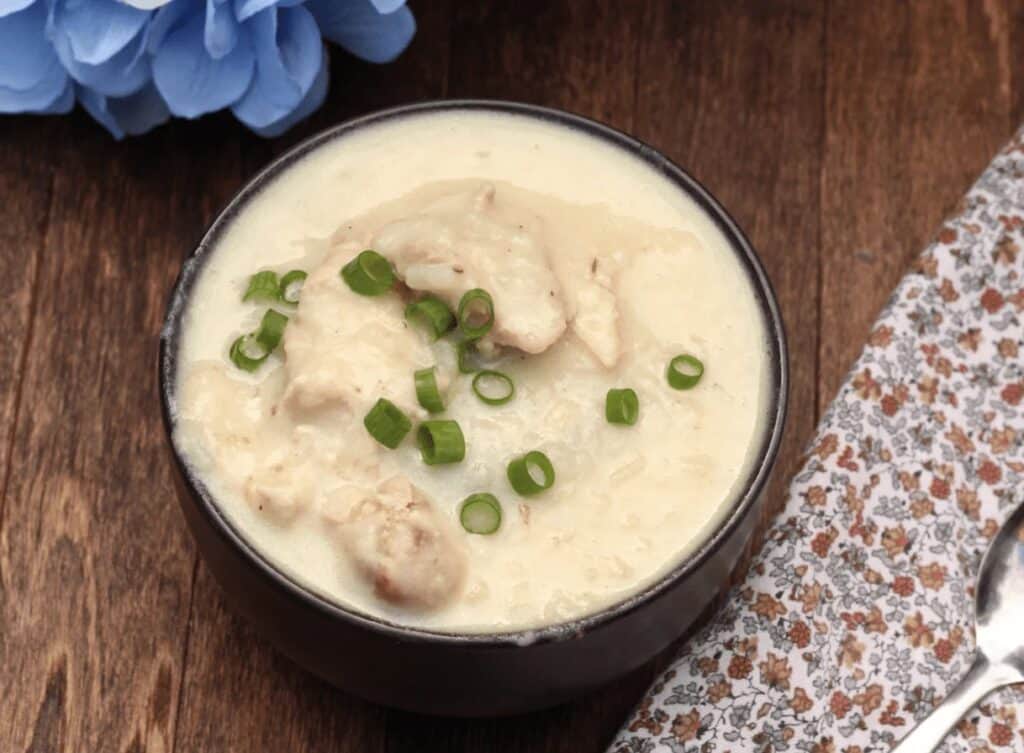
[891,501,1024,751]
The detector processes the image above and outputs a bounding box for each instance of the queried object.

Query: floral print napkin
[611,130,1024,753]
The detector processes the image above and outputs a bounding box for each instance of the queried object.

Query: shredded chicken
[329,476,466,610]
[245,460,311,522]
[281,245,433,417]
[571,279,620,368]
[372,183,569,354]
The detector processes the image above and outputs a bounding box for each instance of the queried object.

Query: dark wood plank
[634,1,826,533]
[0,115,59,748]
[446,0,640,131]
[0,111,243,752]
[1014,0,1024,126]
[0,116,55,538]
[820,0,1013,415]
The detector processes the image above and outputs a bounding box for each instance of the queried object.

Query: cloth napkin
[610,131,1024,753]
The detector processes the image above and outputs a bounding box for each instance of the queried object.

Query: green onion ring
[228,309,288,372]
[229,334,268,372]
[471,370,515,406]
[416,420,465,465]
[341,249,395,296]
[414,367,445,413]
[279,269,307,305]
[405,296,455,340]
[459,493,502,535]
[363,398,412,449]
[457,288,494,340]
[242,270,280,303]
[506,450,556,496]
[605,388,639,425]
[255,309,288,351]
[667,354,704,390]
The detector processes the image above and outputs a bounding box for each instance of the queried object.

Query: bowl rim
[159,99,789,647]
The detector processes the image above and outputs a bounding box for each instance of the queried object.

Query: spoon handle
[889,655,1021,753]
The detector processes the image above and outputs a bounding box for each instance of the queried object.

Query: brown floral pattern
[611,131,1024,752]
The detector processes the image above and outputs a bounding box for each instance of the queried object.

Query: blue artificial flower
[0,0,414,138]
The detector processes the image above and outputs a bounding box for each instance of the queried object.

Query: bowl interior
[159,99,789,647]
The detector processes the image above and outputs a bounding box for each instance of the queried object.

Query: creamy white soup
[172,110,771,633]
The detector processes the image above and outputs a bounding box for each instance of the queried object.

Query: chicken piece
[330,476,466,610]
[539,208,625,369]
[372,183,568,354]
[320,484,373,526]
[245,458,312,523]
[281,245,434,417]
[571,278,620,368]
[242,424,340,523]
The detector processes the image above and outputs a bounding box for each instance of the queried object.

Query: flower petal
[0,2,71,112]
[234,0,305,21]
[0,73,72,113]
[53,24,150,97]
[43,76,75,113]
[0,70,72,113]
[231,5,321,128]
[369,0,405,14]
[49,0,150,65]
[204,0,238,59]
[119,0,174,9]
[78,80,170,139]
[147,0,192,53]
[234,0,275,22]
[152,10,254,117]
[0,1,54,89]
[0,0,35,19]
[306,0,414,64]
[242,43,328,138]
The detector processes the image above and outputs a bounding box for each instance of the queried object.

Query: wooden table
[0,2,1017,750]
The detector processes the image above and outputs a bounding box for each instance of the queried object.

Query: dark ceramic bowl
[159,100,788,717]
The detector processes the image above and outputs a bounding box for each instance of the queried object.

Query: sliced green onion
[414,367,445,413]
[667,354,704,390]
[457,288,494,340]
[255,309,288,351]
[279,269,307,305]
[455,339,480,374]
[507,451,556,496]
[459,493,502,535]
[363,398,411,449]
[228,309,288,372]
[605,388,639,425]
[242,270,280,303]
[472,370,515,406]
[416,420,465,465]
[405,296,455,340]
[341,249,395,296]
[229,334,268,372]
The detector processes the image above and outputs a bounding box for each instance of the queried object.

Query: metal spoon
[890,501,1024,752]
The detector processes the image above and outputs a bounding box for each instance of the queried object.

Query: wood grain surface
[0,2,1019,751]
